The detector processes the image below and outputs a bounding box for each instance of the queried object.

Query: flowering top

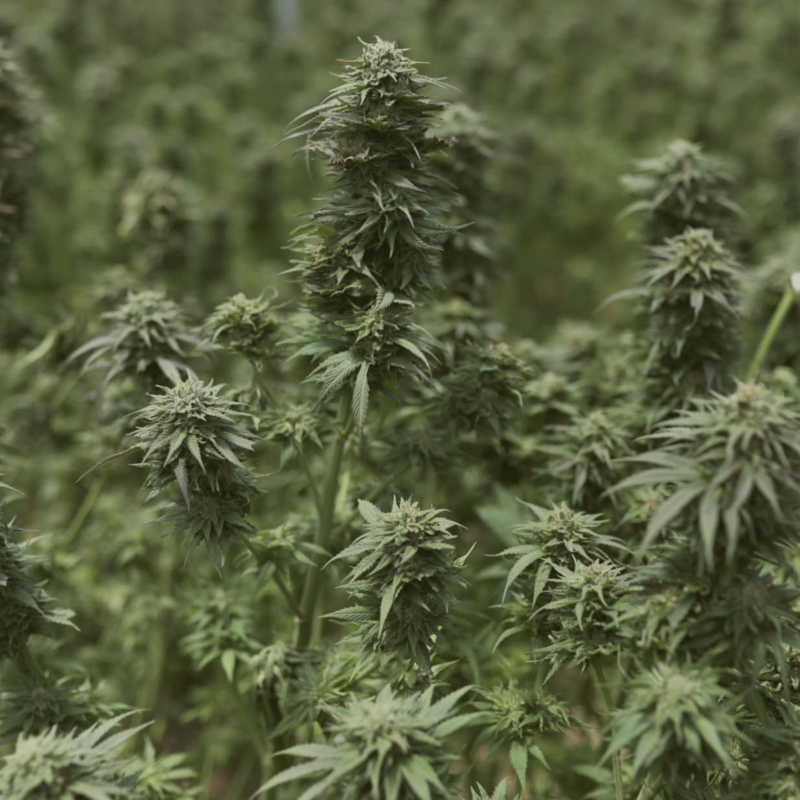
[286,38,454,431]
[622,139,741,243]
[330,497,467,671]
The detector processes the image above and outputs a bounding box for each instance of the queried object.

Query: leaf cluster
[0,714,146,800]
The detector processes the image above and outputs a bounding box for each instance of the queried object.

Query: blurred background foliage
[5,0,800,335]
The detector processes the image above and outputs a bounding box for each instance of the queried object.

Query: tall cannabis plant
[286,36,451,432]
[271,37,461,654]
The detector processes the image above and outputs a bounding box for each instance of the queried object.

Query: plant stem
[294,391,353,650]
[331,468,402,540]
[274,571,302,618]
[293,440,322,515]
[223,753,256,800]
[593,661,624,800]
[137,537,179,740]
[745,285,796,381]
[64,476,105,546]
[237,532,302,617]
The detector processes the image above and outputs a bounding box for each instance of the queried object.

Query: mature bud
[132,378,257,569]
[203,291,281,365]
[549,409,631,510]
[474,682,572,788]
[608,663,741,786]
[287,37,454,430]
[329,497,467,672]
[620,381,800,571]
[640,227,743,406]
[0,715,144,799]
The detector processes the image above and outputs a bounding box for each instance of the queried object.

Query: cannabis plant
[131,377,258,569]
[285,36,451,432]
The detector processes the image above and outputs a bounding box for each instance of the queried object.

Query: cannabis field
[5,1,800,799]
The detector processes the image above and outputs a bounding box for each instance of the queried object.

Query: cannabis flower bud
[435,342,530,434]
[69,289,199,392]
[203,291,281,364]
[0,534,48,663]
[608,663,741,784]
[0,714,144,800]
[330,497,467,671]
[0,524,71,664]
[536,560,634,674]
[499,503,621,602]
[550,409,631,508]
[132,378,257,568]
[262,684,477,800]
[621,139,741,243]
[640,227,743,402]
[624,381,800,570]
[474,682,572,787]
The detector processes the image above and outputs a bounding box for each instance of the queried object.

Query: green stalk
[18,642,47,683]
[64,476,105,546]
[137,536,180,739]
[223,753,256,800]
[593,661,624,800]
[331,468,402,540]
[237,531,302,618]
[294,391,353,650]
[293,440,322,515]
[745,285,796,381]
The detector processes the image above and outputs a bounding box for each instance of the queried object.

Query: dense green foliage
[4,3,800,800]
